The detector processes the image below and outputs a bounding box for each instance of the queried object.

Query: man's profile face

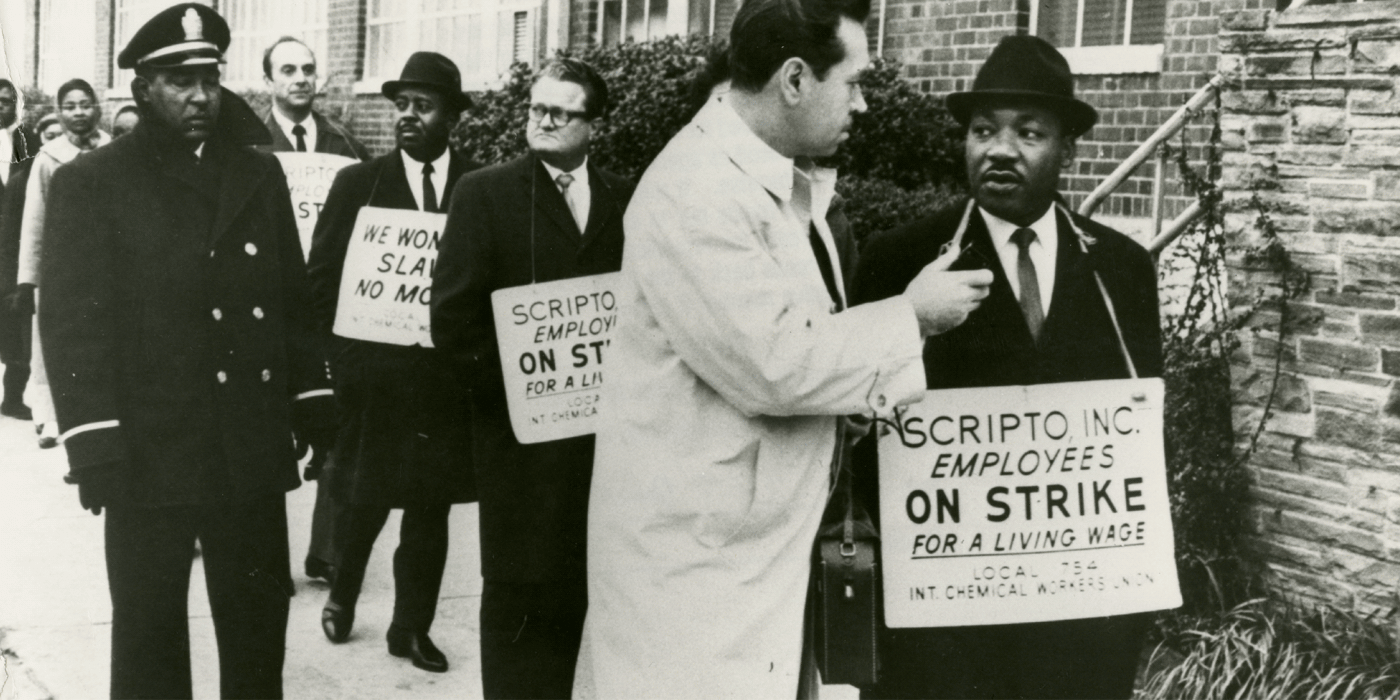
[791,16,869,157]
[525,77,594,165]
[965,102,1074,226]
[266,41,317,113]
[392,86,453,157]
[0,88,17,128]
[135,64,223,143]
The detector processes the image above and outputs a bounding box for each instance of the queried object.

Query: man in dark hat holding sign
[853,35,1164,699]
[306,50,478,673]
[38,4,336,698]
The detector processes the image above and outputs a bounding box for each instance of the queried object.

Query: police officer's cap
[117,3,230,70]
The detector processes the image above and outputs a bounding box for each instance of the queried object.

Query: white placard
[331,206,445,347]
[490,273,621,444]
[274,151,357,261]
[878,378,1180,628]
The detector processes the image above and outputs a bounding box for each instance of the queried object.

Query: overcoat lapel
[966,211,1037,353]
[264,113,294,151]
[1037,209,1096,359]
[372,151,418,210]
[522,157,585,243]
[580,164,621,251]
[210,143,274,244]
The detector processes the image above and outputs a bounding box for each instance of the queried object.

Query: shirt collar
[694,98,838,213]
[540,157,589,188]
[979,204,1058,251]
[400,147,451,176]
[271,108,311,138]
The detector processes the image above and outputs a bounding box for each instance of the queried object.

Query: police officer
[38,5,335,698]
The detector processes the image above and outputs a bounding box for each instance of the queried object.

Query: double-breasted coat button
[217,371,228,384]
[245,242,258,256]
[209,250,215,258]
[261,369,272,382]
[252,307,264,320]
[211,308,222,321]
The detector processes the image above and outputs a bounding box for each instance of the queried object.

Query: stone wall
[1221,0,1400,611]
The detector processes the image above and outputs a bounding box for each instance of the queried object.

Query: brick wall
[1221,0,1400,611]
[880,0,1228,226]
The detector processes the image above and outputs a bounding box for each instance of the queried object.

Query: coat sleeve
[625,184,926,419]
[430,173,500,395]
[16,154,54,287]
[267,162,334,410]
[306,165,364,336]
[38,163,127,469]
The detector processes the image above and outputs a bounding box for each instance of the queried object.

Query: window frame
[220,0,332,92]
[354,0,542,94]
[1029,0,1165,75]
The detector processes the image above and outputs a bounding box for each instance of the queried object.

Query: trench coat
[575,98,928,699]
[38,91,334,504]
[307,149,478,507]
[0,161,32,363]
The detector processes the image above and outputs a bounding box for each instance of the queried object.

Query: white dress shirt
[541,158,591,233]
[401,148,451,212]
[271,108,318,152]
[981,204,1058,316]
[0,124,16,185]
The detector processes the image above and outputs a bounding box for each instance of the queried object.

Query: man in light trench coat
[574,0,995,695]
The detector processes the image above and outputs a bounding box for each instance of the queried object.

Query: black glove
[75,461,131,515]
[294,422,337,473]
[10,283,35,315]
[303,447,329,481]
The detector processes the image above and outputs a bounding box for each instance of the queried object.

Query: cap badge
[182,8,204,41]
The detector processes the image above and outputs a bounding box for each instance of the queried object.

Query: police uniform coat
[852,202,1162,700]
[260,109,370,161]
[39,94,333,505]
[307,148,478,507]
[430,154,632,583]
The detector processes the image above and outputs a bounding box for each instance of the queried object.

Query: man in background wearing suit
[854,35,1163,700]
[0,78,40,420]
[260,35,369,586]
[307,51,477,673]
[431,58,632,699]
[262,36,369,161]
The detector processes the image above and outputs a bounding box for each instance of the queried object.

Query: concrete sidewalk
[0,411,487,700]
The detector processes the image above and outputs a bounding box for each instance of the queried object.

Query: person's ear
[778,58,805,105]
[131,77,150,105]
[1060,136,1077,170]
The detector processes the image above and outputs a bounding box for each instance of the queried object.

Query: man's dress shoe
[322,602,353,643]
[386,625,448,673]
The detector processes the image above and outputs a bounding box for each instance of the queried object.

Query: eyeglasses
[528,104,588,126]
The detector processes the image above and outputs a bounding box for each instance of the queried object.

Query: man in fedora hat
[37,3,336,698]
[852,34,1163,699]
[430,57,632,698]
[305,50,478,673]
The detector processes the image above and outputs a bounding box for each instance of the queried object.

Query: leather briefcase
[811,426,881,688]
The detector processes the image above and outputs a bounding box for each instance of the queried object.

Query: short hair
[115,104,139,119]
[56,78,98,105]
[533,58,610,120]
[728,0,870,92]
[0,79,15,95]
[263,36,314,80]
[37,113,59,132]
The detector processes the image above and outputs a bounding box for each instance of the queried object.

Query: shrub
[836,176,963,244]
[1143,598,1400,699]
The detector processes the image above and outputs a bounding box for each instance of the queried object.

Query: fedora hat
[945,35,1097,137]
[382,52,472,111]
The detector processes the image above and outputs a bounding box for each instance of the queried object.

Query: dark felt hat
[945,35,1098,137]
[381,52,472,111]
[117,3,229,70]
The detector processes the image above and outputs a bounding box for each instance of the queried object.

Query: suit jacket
[308,148,478,506]
[431,154,632,582]
[850,200,1163,694]
[260,109,370,161]
[39,108,333,506]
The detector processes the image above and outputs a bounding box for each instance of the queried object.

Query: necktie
[292,123,307,152]
[1011,227,1045,342]
[792,164,842,310]
[556,173,583,232]
[422,162,438,213]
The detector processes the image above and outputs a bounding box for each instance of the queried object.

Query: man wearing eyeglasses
[431,58,632,699]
